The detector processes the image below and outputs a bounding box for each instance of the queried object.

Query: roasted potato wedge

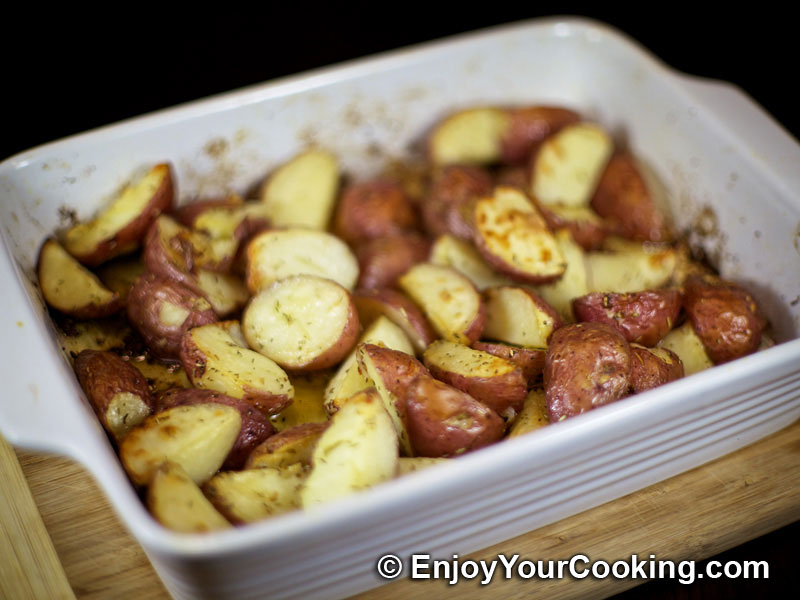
[530,228,590,321]
[429,234,512,290]
[630,345,684,393]
[356,344,429,456]
[333,179,418,245]
[406,375,505,458]
[300,388,398,508]
[259,149,340,230]
[683,275,765,364]
[423,340,526,418]
[205,464,306,524]
[156,388,275,470]
[74,350,153,442]
[243,275,360,371]
[398,263,485,345]
[421,165,493,240]
[587,237,677,293]
[355,232,431,290]
[324,316,414,416]
[38,239,121,319]
[397,457,449,476]
[657,322,714,376]
[62,163,174,266]
[173,194,244,227]
[97,257,147,305]
[352,288,438,354]
[147,461,231,533]
[508,388,549,438]
[538,203,609,251]
[428,107,510,165]
[471,341,546,386]
[126,274,218,360]
[120,403,241,486]
[530,122,613,208]
[544,322,632,422]
[572,289,681,346]
[483,285,563,349]
[245,228,359,292]
[245,422,328,469]
[180,322,293,415]
[473,186,566,284]
[500,106,581,165]
[591,153,670,242]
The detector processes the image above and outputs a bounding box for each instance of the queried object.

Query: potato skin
[173,195,243,227]
[406,375,505,457]
[353,288,438,353]
[157,388,274,470]
[126,273,218,360]
[683,275,765,364]
[358,343,429,405]
[355,233,431,290]
[471,341,546,385]
[544,322,632,422]
[572,290,682,347]
[333,179,418,245]
[537,203,609,251]
[421,165,493,240]
[142,217,203,292]
[244,421,328,469]
[500,106,581,165]
[73,350,153,441]
[630,345,684,393]
[591,153,669,243]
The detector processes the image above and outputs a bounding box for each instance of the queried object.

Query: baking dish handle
[0,244,108,464]
[674,73,800,191]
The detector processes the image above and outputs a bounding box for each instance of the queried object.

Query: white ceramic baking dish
[1,17,799,600]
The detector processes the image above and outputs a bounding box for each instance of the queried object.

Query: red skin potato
[358,343,430,406]
[353,288,438,353]
[177,330,293,415]
[173,195,243,227]
[683,275,766,364]
[421,165,493,240]
[591,153,670,243]
[406,375,505,458]
[142,217,204,293]
[244,422,329,468]
[355,233,431,290]
[536,203,610,252]
[65,164,175,267]
[471,341,546,386]
[126,273,218,361]
[500,106,581,165]
[73,350,154,441]
[544,322,632,422]
[572,290,682,347]
[156,388,275,470]
[333,179,418,246]
[630,345,684,394]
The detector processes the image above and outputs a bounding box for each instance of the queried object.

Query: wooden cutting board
[6,418,800,599]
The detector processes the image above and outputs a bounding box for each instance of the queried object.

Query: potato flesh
[324,316,414,415]
[531,123,613,208]
[424,340,517,379]
[301,391,398,508]
[106,392,152,441]
[531,229,589,321]
[260,149,339,230]
[430,234,512,290]
[39,239,118,314]
[243,276,351,367]
[508,388,549,438]
[121,403,241,486]
[397,457,448,476]
[657,323,713,376]
[246,229,359,292]
[399,264,481,344]
[269,372,329,431]
[475,187,565,282]
[63,164,169,257]
[204,464,306,524]
[587,239,677,293]
[186,324,293,404]
[429,108,510,165]
[484,287,555,348]
[195,270,249,317]
[147,461,231,533]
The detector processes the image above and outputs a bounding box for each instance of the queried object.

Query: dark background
[2,5,796,598]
